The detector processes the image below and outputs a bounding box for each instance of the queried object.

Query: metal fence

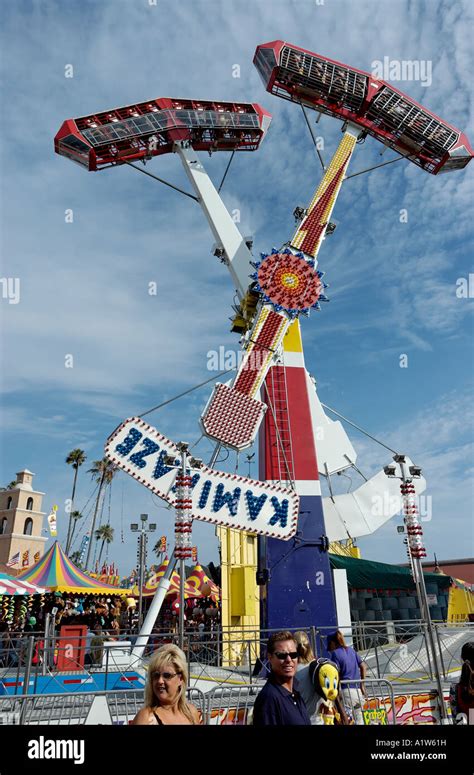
[2,621,472,698]
[0,679,394,726]
[0,687,207,726]
[338,678,396,725]
[205,684,261,725]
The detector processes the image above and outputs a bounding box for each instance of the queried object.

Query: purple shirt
[331,646,363,688]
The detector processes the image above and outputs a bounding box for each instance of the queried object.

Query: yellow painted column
[217,525,260,667]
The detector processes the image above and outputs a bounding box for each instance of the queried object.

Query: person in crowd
[105,619,120,640]
[0,623,15,667]
[132,644,201,725]
[89,625,105,667]
[327,630,367,724]
[293,631,349,725]
[83,624,94,666]
[252,631,311,726]
[450,641,474,724]
[293,630,318,723]
[295,630,315,664]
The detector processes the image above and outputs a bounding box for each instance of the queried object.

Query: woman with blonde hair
[292,631,319,723]
[294,630,315,664]
[132,644,201,725]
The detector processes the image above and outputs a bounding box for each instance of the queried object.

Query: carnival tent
[16,541,130,595]
[0,573,45,595]
[187,564,220,602]
[141,558,196,599]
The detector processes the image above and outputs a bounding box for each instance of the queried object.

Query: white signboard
[105,417,299,540]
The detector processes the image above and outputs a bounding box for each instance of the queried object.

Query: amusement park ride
[55,41,473,642]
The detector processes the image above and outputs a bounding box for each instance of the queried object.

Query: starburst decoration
[251,247,329,317]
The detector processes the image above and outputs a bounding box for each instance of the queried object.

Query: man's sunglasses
[273,651,298,660]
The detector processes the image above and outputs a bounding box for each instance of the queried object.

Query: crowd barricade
[205,684,263,725]
[338,678,397,725]
[0,687,208,726]
[0,691,97,725]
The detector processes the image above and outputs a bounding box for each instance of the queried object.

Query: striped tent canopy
[16,541,130,595]
[141,558,195,599]
[187,564,220,602]
[0,573,45,596]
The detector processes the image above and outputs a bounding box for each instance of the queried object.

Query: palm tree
[0,481,18,491]
[65,449,86,554]
[85,458,116,570]
[153,539,166,560]
[95,525,114,566]
[68,510,83,552]
[70,550,83,567]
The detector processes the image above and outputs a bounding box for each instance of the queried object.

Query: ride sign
[105,417,299,540]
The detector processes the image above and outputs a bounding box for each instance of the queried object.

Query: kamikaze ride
[54,40,473,632]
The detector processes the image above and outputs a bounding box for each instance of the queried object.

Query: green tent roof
[329,554,452,591]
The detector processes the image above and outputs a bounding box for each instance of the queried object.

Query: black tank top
[153,711,164,725]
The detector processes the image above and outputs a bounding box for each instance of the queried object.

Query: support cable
[217,151,235,193]
[139,368,236,418]
[208,444,222,468]
[120,480,125,543]
[342,454,369,483]
[189,433,204,450]
[125,161,199,201]
[69,482,100,551]
[300,102,326,171]
[344,155,404,181]
[320,402,399,455]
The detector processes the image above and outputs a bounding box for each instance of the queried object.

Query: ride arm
[174,142,253,301]
[322,461,426,541]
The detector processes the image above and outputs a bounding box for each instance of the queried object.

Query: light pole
[384,455,448,722]
[130,513,156,630]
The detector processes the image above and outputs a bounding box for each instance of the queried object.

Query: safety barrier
[0,686,207,725]
[338,678,396,725]
[2,621,471,702]
[205,678,397,725]
[205,684,261,725]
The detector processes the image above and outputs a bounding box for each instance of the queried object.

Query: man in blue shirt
[253,631,311,726]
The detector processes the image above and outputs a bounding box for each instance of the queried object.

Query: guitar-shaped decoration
[200,126,360,450]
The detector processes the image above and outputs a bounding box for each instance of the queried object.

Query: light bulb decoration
[174,473,193,560]
[201,126,359,451]
[252,249,325,317]
[401,481,426,559]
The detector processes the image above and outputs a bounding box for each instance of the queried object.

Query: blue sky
[0,0,472,576]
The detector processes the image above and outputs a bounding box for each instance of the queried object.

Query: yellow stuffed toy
[309,658,341,725]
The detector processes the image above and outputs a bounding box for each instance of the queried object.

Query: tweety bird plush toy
[309,658,341,725]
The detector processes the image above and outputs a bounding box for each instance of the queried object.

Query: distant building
[400,558,474,586]
[0,470,47,574]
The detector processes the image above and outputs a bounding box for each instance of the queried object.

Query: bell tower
[0,470,47,574]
